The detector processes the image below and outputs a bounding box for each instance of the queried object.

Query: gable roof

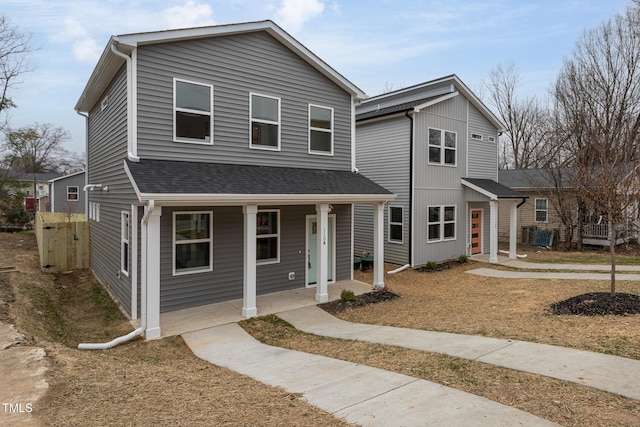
[124,159,394,205]
[356,75,504,131]
[498,168,574,190]
[49,170,85,183]
[461,178,527,200]
[3,171,64,182]
[76,20,365,113]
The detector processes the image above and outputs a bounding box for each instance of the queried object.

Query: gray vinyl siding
[159,204,352,313]
[354,115,410,264]
[136,32,352,171]
[467,102,499,179]
[51,173,85,214]
[86,65,139,316]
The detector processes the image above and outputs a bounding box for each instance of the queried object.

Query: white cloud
[162,1,216,29]
[73,38,102,63]
[276,0,324,33]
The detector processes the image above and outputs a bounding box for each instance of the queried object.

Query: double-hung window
[427,205,456,242]
[250,93,280,150]
[174,79,213,144]
[388,206,404,243]
[309,104,333,155]
[121,211,130,276]
[535,198,548,222]
[428,128,456,166]
[257,210,279,264]
[173,212,213,275]
[67,186,79,201]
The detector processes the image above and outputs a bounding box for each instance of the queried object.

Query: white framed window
[427,205,456,242]
[535,198,548,222]
[308,104,333,155]
[173,211,213,275]
[121,211,130,277]
[173,78,213,144]
[257,210,280,264]
[67,186,79,201]
[428,128,457,166]
[488,136,496,143]
[388,206,404,244]
[250,93,280,150]
[470,133,483,141]
[95,203,100,222]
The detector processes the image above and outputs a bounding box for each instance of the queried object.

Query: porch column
[509,201,518,259]
[315,203,329,302]
[145,206,162,340]
[373,202,385,290]
[243,205,258,317]
[489,200,499,263]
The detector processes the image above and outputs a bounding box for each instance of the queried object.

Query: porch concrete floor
[136,280,373,338]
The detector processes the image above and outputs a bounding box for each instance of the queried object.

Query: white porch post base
[315,203,329,303]
[145,206,162,340]
[373,202,385,290]
[243,205,258,317]
[489,200,498,263]
[509,201,518,259]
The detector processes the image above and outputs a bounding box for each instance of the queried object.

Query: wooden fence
[35,212,89,272]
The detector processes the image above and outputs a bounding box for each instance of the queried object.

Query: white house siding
[135,32,353,172]
[467,103,499,180]
[354,115,411,264]
[86,66,140,316]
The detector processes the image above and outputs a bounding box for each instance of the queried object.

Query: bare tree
[0,15,35,131]
[554,4,640,294]
[483,63,555,169]
[3,123,71,173]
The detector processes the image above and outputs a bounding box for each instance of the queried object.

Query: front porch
[140,279,371,338]
[582,222,639,246]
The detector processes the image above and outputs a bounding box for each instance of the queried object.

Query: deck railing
[582,222,638,240]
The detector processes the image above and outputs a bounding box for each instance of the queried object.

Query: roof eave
[135,192,395,206]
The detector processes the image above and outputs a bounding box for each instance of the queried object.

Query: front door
[470,210,482,255]
[307,215,335,286]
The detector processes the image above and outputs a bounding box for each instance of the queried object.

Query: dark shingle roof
[356,94,445,121]
[462,178,527,199]
[498,168,574,189]
[125,159,393,197]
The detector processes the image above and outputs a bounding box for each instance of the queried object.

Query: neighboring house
[75,21,394,340]
[2,172,63,212]
[498,168,639,246]
[354,75,526,266]
[49,171,86,214]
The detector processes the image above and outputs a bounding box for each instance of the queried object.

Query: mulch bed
[319,290,400,314]
[549,292,640,316]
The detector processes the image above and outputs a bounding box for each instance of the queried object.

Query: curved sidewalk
[278,306,640,401]
[183,323,558,426]
[467,267,640,280]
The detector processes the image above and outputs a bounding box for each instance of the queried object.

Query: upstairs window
[174,79,213,144]
[535,198,548,222]
[250,93,280,150]
[309,105,333,155]
[428,128,456,166]
[67,186,79,201]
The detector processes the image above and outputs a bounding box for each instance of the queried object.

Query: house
[75,21,394,340]
[48,171,86,215]
[2,171,63,212]
[498,168,639,246]
[353,75,526,266]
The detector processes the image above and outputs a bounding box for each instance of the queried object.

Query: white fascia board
[48,170,86,183]
[413,91,459,112]
[137,192,395,206]
[461,179,497,201]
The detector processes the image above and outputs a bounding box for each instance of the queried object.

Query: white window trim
[535,198,549,223]
[67,186,79,201]
[121,211,130,277]
[249,93,281,151]
[172,211,214,276]
[308,104,334,156]
[428,127,457,167]
[388,205,404,244]
[257,209,280,265]
[470,133,483,141]
[428,205,456,243]
[173,78,214,145]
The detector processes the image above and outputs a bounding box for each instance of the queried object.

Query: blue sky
[2,0,632,154]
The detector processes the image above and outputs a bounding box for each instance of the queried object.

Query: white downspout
[110,41,139,162]
[78,200,154,350]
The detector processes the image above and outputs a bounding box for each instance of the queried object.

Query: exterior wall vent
[471,133,483,141]
[488,136,496,143]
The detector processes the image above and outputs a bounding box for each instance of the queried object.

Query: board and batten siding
[354,115,411,264]
[135,32,353,172]
[86,65,140,316]
[159,204,352,313]
[467,102,499,179]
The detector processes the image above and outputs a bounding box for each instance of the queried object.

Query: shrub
[458,254,468,264]
[340,289,355,302]
[425,261,437,271]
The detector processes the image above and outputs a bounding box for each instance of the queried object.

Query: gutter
[78,200,154,350]
[110,41,140,162]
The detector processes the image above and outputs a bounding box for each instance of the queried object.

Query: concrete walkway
[183,323,559,427]
[278,306,640,401]
[467,267,640,280]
